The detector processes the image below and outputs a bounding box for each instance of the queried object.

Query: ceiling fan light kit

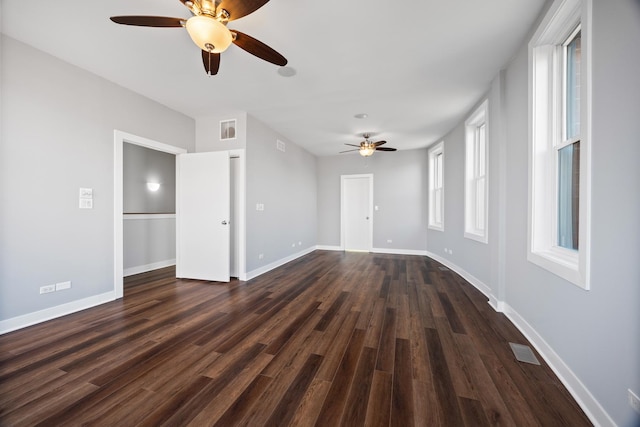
[110,0,287,76]
[340,133,398,156]
[359,144,375,157]
[186,15,233,53]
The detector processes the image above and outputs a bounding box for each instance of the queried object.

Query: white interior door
[341,174,373,251]
[176,151,230,282]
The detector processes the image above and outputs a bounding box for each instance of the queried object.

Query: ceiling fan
[340,133,398,157]
[110,0,287,76]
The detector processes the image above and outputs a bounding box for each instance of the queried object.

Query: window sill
[527,248,588,290]
[464,231,488,244]
[428,224,444,232]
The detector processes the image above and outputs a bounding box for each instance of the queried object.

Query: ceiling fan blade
[231,30,287,66]
[344,143,361,148]
[202,50,221,75]
[218,0,270,21]
[376,147,397,151]
[339,149,360,153]
[373,140,387,146]
[110,16,184,27]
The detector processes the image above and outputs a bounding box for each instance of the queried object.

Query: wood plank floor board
[453,333,518,426]
[375,307,397,372]
[286,377,332,427]
[425,326,466,426]
[0,252,591,426]
[315,328,366,426]
[313,310,360,381]
[264,353,323,427]
[210,374,273,427]
[390,338,415,427]
[341,346,377,426]
[364,370,393,427]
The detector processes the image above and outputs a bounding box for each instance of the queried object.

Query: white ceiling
[1,0,545,156]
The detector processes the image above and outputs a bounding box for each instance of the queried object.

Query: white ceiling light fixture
[359,142,375,157]
[185,15,233,53]
[147,182,161,192]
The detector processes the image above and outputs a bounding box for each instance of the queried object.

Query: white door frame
[340,174,373,251]
[229,150,247,280]
[114,132,248,298]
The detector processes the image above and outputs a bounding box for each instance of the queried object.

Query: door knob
[222,220,228,225]
[366,216,369,220]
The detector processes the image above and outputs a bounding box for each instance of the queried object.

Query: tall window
[558,28,581,250]
[465,100,488,243]
[428,142,444,231]
[529,0,590,289]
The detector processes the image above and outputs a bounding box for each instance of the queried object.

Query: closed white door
[341,174,373,251]
[176,151,230,282]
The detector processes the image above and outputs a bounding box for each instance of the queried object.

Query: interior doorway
[114,131,246,299]
[341,174,373,251]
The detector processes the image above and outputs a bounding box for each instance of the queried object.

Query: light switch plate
[79,188,93,198]
[80,199,93,209]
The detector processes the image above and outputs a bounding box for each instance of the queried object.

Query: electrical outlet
[258,253,264,260]
[40,284,55,294]
[387,239,392,243]
[629,389,640,414]
[291,243,296,248]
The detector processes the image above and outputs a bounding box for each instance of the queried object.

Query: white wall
[0,36,195,322]
[426,2,640,425]
[317,149,428,253]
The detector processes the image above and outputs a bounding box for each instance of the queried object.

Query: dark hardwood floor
[0,251,591,426]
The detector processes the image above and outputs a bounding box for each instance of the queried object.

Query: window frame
[428,141,445,231]
[464,100,489,243]
[528,0,591,289]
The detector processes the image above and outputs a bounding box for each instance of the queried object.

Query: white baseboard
[0,291,116,335]
[425,251,500,310]
[503,304,616,427]
[124,259,176,277]
[316,245,342,251]
[244,246,316,281]
[316,246,429,257]
[371,248,429,256]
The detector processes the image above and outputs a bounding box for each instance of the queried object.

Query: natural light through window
[428,141,444,231]
[465,100,488,243]
[528,0,591,289]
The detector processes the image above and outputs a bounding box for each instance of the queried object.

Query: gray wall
[317,149,428,252]
[196,111,247,151]
[245,115,317,272]
[122,143,177,273]
[123,217,176,272]
[0,36,195,321]
[427,2,640,425]
[123,143,176,214]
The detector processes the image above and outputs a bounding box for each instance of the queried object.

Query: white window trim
[428,141,444,231]
[528,0,591,289]
[464,100,489,243]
